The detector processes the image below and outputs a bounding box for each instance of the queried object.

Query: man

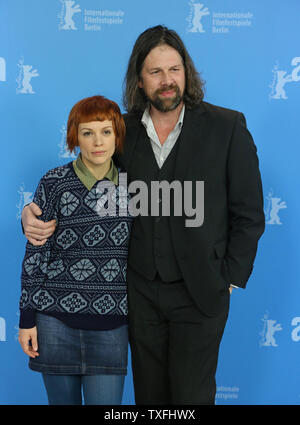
[22,26,265,405]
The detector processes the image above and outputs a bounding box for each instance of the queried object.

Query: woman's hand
[18,327,39,358]
[22,202,56,246]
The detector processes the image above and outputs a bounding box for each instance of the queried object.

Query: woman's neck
[81,156,111,180]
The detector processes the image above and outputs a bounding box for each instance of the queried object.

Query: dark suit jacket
[115,101,265,316]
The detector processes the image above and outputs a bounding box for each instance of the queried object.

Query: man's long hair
[122,25,205,113]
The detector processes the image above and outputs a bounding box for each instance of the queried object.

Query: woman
[18,95,133,405]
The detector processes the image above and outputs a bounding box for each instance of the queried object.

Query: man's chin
[150,96,182,113]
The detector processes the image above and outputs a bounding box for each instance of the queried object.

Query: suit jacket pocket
[214,239,227,259]
[213,239,230,285]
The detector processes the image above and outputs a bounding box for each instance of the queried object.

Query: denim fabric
[42,374,125,405]
[29,313,128,375]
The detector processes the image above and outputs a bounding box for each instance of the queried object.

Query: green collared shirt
[72,154,118,190]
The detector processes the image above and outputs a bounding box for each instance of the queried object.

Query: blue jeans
[30,314,128,375]
[42,373,125,405]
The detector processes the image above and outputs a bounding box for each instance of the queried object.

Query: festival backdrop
[1,0,299,405]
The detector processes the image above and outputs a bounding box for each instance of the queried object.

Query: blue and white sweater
[19,161,133,330]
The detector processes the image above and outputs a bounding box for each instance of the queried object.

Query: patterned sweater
[19,159,133,330]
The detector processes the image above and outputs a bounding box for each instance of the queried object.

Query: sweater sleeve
[19,176,58,329]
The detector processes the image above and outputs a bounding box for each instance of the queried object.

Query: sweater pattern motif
[20,162,133,325]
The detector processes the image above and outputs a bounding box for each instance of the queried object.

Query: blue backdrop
[1,0,300,405]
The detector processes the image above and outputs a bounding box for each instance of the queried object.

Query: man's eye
[151,70,159,74]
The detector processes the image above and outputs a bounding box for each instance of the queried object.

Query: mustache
[156,84,179,94]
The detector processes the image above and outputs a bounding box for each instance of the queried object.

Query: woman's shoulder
[40,161,74,183]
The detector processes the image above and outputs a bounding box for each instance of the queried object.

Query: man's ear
[137,76,143,89]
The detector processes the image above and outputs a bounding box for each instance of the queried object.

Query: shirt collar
[72,153,118,191]
[141,103,185,130]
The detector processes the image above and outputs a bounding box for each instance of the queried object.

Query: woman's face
[77,120,116,173]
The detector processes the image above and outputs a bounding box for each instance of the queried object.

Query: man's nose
[160,71,173,86]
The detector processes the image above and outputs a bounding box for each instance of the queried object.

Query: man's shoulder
[122,102,243,129]
[122,111,143,128]
[194,101,242,121]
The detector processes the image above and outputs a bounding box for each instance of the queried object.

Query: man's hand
[18,327,39,358]
[22,202,56,246]
[229,286,233,294]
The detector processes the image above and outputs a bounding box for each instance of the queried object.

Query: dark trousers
[127,266,229,405]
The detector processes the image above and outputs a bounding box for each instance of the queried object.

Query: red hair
[67,95,125,153]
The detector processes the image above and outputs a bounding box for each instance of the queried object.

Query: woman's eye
[104,130,112,135]
[83,131,92,136]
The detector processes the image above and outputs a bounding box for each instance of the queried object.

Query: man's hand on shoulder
[21,202,56,246]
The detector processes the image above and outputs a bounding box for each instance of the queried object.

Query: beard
[146,84,183,112]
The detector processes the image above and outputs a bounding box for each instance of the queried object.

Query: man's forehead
[143,45,183,67]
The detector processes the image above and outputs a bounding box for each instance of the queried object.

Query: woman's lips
[92,151,106,155]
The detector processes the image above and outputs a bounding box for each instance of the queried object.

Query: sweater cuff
[21,203,31,235]
[19,309,36,329]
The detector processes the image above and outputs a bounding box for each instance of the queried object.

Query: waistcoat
[128,128,183,282]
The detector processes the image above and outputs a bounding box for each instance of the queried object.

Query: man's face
[138,44,185,113]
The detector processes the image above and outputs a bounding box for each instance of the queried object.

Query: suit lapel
[119,104,209,182]
[174,103,207,182]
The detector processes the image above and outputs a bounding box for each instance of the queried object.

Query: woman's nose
[94,133,103,145]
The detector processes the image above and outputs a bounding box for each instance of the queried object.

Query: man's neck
[149,101,184,130]
[148,102,184,145]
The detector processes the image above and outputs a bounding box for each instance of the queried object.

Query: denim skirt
[29,313,128,375]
